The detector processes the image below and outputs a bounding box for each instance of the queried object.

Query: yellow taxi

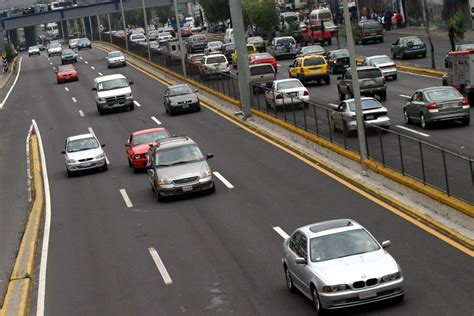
[232,44,258,67]
[288,54,330,85]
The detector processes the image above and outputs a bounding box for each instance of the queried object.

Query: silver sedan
[361,55,398,80]
[282,219,404,313]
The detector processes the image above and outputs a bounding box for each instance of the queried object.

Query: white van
[309,8,333,24]
[224,28,234,43]
[280,12,299,31]
[93,74,134,115]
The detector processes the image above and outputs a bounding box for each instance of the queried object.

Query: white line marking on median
[88,127,95,136]
[399,94,411,99]
[25,125,33,202]
[396,125,430,137]
[72,97,77,103]
[273,226,290,239]
[64,87,69,92]
[213,171,234,189]
[90,66,95,70]
[84,60,88,64]
[34,119,52,316]
[78,110,84,117]
[148,247,173,285]
[98,72,103,76]
[151,116,161,125]
[0,57,22,109]
[133,100,141,107]
[119,189,133,208]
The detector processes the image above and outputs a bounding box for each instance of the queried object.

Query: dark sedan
[327,49,350,74]
[164,84,200,115]
[391,36,426,59]
[61,49,77,64]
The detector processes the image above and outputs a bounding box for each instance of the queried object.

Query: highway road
[3,48,472,315]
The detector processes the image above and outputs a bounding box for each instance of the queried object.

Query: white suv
[200,54,230,79]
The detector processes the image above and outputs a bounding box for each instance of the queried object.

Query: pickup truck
[267,36,298,60]
[302,21,332,46]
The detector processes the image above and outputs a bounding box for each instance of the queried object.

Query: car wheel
[400,52,405,60]
[196,105,201,112]
[332,119,338,132]
[325,75,330,85]
[462,117,470,125]
[392,74,398,81]
[284,266,296,293]
[422,53,426,58]
[67,169,74,177]
[155,189,163,202]
[420,113,429,129]
[403,109,412,124]
[379,91,387,101]
[128,158,132,167]
[343,121,349,135]
[391,51,396,59]
[132,166,138,174]
[311,285,324,315]
[129,103,134,111]
[98,107,104,115]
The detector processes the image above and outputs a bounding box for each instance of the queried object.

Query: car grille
[353,278,378,289]
[173,176,199,184]
[105,95,126,105]
[78,158,93,162]
[177,100,193,105]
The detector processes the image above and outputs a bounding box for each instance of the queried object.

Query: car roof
[365,55,389,60]
[274,78,300,84]
[132,128,168,137]
[347,65,380,72]
[300,219,363,238]
[67,133,96,142]
[153,136,196,150]
[168,84,191,89]
[94,73,126,83]
[420,86,457,93]
[400,36,421,40]
[204,54,226,59]
[343,97,378,103]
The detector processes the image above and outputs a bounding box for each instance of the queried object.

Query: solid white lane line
[90,66,95,70]
[133,100,141,107]
[119,189,133,208]
[79,56,83,60]
[151,116,161,125]
[0,57,22,109]
[34,119,52,316]
[213,171,234,189]
[84,60,88,64]
[78,110,84,117]
[98,72,103,76]
[399,94,411,99]
[148,247,173,285]
[25,125,33,203]
[64,87,69,92]
[273,226,290,239]
[72,97,77,103]
[396,125,430,137]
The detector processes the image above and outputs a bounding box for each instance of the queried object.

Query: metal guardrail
[98,33,474,205]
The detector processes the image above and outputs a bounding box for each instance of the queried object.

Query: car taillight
[303,91,309,96]
[300,67,304,72]
[463,98,470,108]
[276,94,283,99]
[360,32,365,37]
[427,102,438,109]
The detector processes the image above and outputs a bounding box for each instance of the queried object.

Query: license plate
[182,104,189,108]
[366,115,375,120]
[289,92,298,97]
[182,185,193,192]
[359,290,377,300]
[443,103,457,108]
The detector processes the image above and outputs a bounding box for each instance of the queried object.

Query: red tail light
[300,67,304,72]
[463,98,470,106]
[360,32,365,38]
[276,94,283,99]
[333,60,339,64]
[303,91,309,96]
[427,102,438,109]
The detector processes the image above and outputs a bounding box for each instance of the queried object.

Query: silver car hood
[66,147,103,160]
[156,160,210,181]
[311,250,398,285]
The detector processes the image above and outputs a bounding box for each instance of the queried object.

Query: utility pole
[342,0,367,173]
[421,0,435,69]
[120,0,129,51]
[107,13,112,43]
[142,0,151,61]
[173,0,187,78]
[229,0,252,118]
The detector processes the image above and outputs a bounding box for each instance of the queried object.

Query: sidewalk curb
[0,131,44,316]
[0,57,18,91]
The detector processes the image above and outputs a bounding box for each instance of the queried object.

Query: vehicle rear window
[425,89,462,102]
[362,22,381,30]
[276,38,296,46]
[133,131,169,145]
[250,65,274,76]
[303,57,324,66]
[302,45,324,54]
[252,53,273,60]
[193,35,207,41]
[348,99,382,111]
[206,56,226,64]
[318,11,332,20]
[332,50,349,58]
[358,68,382,79]
[277,80,303,90]
[247,45,255,52]
[59,64,74,71]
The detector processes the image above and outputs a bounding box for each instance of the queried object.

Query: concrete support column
[8,29,19,48]
[24,26,37,47]
[58,20,69,42]
[84,17,92,38]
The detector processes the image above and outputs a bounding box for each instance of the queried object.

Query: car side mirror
[382,240,391,249]
[206,154,214,160]
[74,67,78,70]
[129,81,134,85]
[101,144,106,147]
[125,143,130,147]
[92,87,97,91]
[294,257,307,265]
[61,150,66,154]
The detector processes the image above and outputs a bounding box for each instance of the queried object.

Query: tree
[242,0,279,37]
[447,11,467,50]
[154,5,173,26]
[199,0,230,25]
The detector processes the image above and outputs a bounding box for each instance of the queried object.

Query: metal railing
[97,32,474,204]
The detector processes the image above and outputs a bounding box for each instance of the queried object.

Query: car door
[289,59,298,78]
[265,82,276,106]
[338,71,350,94]
[164,89,170,110]
[392,39,400,55]
[408,91,423,119]
[285,231,309,294]
[126,135,133,159]
[332,102,347,129]
[146,149,157,187]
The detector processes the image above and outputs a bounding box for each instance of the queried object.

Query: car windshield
[324,21,336,27]
[133,131,169,145]
[358,68,382,79]
[362,22,381,30]
[206,56,226,64]
[310,229,380,262]
[62,50,74,55]
[97,78,128,91]
[248,37,263,43]
[224,44,235,51]
[29,46,38,50]
[332,50,349,58]
[155,144,204,167]
[67,137,99,152]
[302,46,324,54]
[169,85,194,96]
[277,80,303,90]
[347,99,382,111]
[79,39,89,43]
[49,44,60,49]
[253,53,273,60]
[193,35,206,41]
[108,52,123,58]
[370,56,392,65]
[247,45,255,52]
[58,65,74,72]
[303,57,325,66]
[284,15,298,23]
[425,88,462,102]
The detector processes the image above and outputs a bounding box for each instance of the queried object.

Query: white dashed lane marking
[119,189,133,208]
[148,247,173,285]
[79,56,83,60]
[78,110,84,117]
[84,61,88,64]
[91,66,95,70]
[133,100,141,107]
[98,72,103,76]
[273,227,290,239]
[64,87,69,92]
[213,171,234,189]
[151,116,161,125]
[72,97,77,103]
[396,125,430,137]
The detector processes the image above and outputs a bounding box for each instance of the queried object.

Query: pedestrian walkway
[386,26,474,42]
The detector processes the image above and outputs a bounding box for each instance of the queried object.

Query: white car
[129,33,146,43]
[204,41,223,53]
[69,38,80,49]
[47,43,62,57]
[158,32,173,45]
[361,55,398,80]
[28,46,40,56]
[191,25,202,32]
[265,78,309,110]
[148,30,160,40]
[106,51,126,68]
[199,54,230,79]
[62,133,108,177]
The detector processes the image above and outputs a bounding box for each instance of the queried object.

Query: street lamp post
[120,0,129,51]
[107,13,112,43]
[342,0,368,173]
[141,0,152,61]
[173,0,187,78]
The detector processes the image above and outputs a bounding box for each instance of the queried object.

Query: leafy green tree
[447,11,467,50]
[242,0,279,37]
[199,0,230,25]
[5,42,16,63]
[153,5,173,26]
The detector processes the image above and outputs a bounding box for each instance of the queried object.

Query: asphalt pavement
[5,47,472,315]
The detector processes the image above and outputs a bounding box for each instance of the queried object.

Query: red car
[249,53,278,73]
[125,128,171,172]
[181,26,192,37]
[55,64,78,84]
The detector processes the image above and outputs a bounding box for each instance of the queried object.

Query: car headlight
[134,154,141,159]
[125,93,132,98]
[66,158,76,163]
[158,178,172,185]
[380,271,402,283]
[95,153,105,159]
[322,284,349,293]
[98,97,106,102]
[200,170,212,178]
